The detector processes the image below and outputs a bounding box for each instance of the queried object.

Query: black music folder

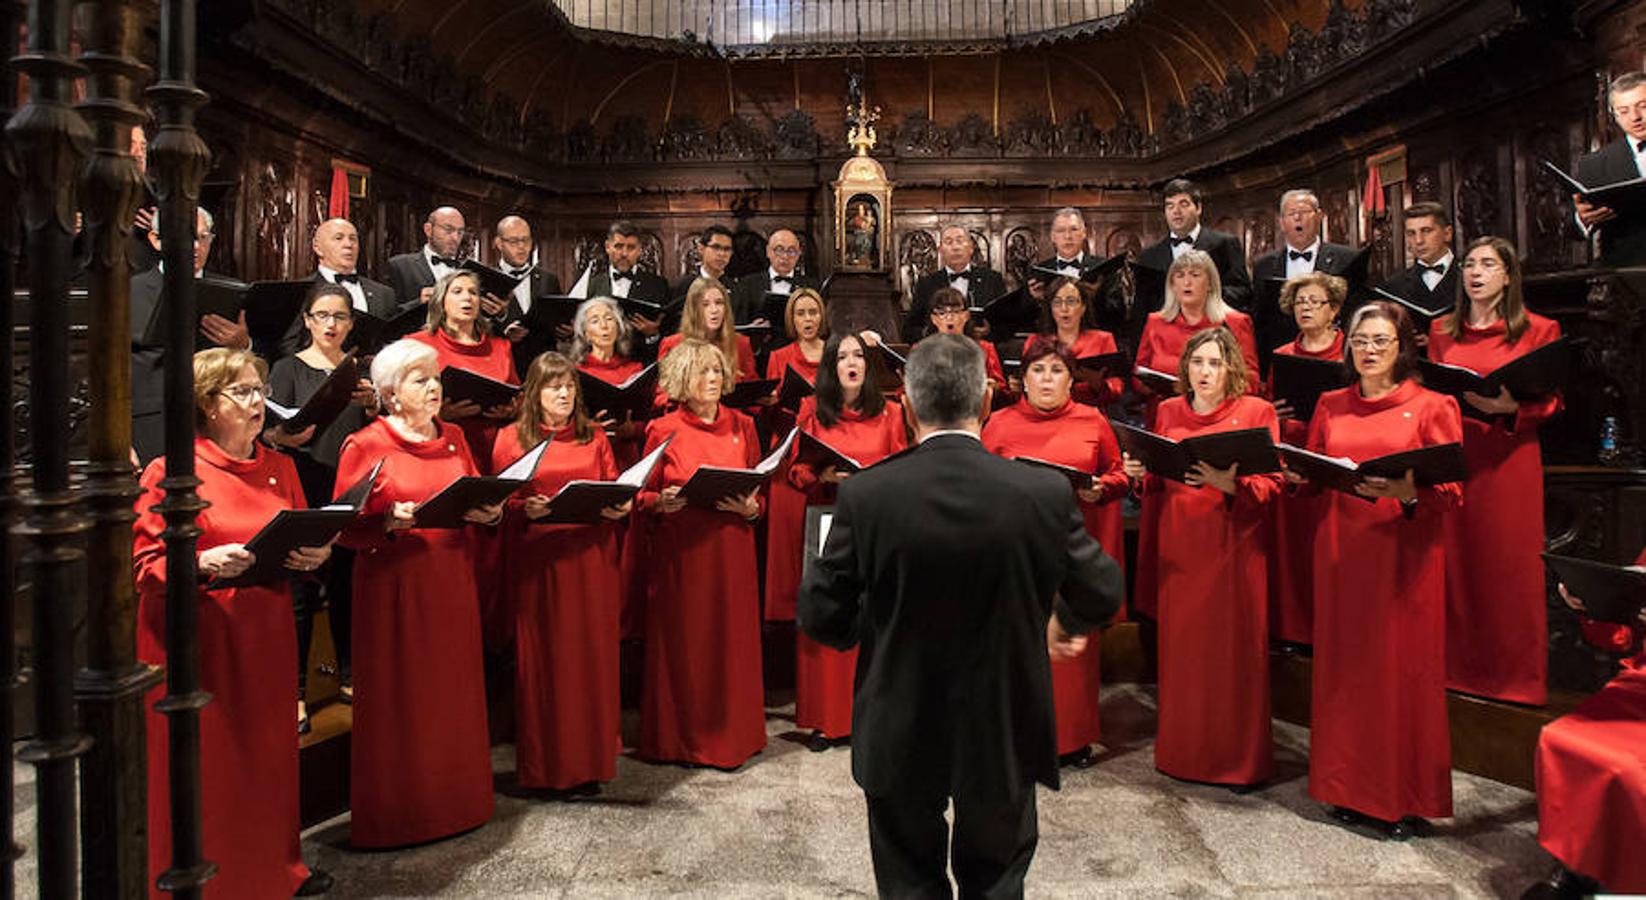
[1029,254,1127,285]
[721,377,780,408]
[1074,351,1128,377]
[1132,365,1180,396]
[1541,553,1646,625]
[1113,423,1279,482]
[734,320,774,338]
[975,286,1038,337]
[264,353,361,435]
[578,363,658,418]
[1417,337,1574,401]
[794,429,865,474]
[140,273,251,350]
[619,295,682,323]
[1014,456,1098,492]
[532,438,671,525]
[776,365,816,411]
[458,259,524,301]
[1543,159,1646,212]
[352,302,429,355]
[1370,284,1453,328]
[440,366,522,409]
[210,460,382,589]
[1276,442,1467,499]
[679,427,797,508]
[760,291,792,325]
[876,342,909,372]
[1268,353,1350,423]
[146,276,310,351]
[413,438,550,528]
[531,294,585,337]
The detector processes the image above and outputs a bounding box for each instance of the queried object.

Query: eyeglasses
[1049,298,1083,309]
[306,311,353,324]
[217,383,269,404]
[1461,258,1503,271]
[770,246,801,257]
[497,235,533,247]
[704,242,733,253]
[932,309,966,319]
[1348,336,1397,351]
[1292,297,1331,310]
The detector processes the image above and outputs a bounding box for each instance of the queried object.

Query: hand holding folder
[413,439,550,528]
[528,439,671,525]
[678,427,798,508]
[209,460,383,589]
[264,354,363,435]
[1113,423,1279,483]
[1542,553,1646,625]
[1276,442,1466,501]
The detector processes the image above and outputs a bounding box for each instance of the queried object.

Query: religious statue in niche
[845,196,880,267]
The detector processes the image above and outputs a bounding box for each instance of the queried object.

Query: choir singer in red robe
[1131,250,1260,620]
[494,352,628,794]
[984,334,1127,766]
[788,332,907,748]
[926,287,1007,397]
[1534,546,1646,896]
[1039,276,1124,407]
[764,288,828,622]
[659,278,758,381]
[409,270,521,472]
[1430,236,1563,706]
[636,338,768,768]
[1265,273,1346,651]
[134,348,331,897]
[1291,301,1463,840]
[334,338,498,847]
[1122,328,1280,788]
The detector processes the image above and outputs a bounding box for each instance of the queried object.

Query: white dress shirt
[943,266,970,296]
[768,267,796,295]
[1170,225,1202,260]
[1284,239,1322,278]
[1417,251,1453,291]
[318,264,368,312]
[424,245,456,283]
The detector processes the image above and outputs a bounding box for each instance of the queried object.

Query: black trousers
[864,784,1038,900]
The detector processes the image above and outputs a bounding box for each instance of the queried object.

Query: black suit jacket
[583,265,671,363]
[385,251,437,308]
[503,267,564,374]
[1131,228,1252,351]
[1250,241,1360,369]
[730,270,820,325]
[1032,252,1128,340]
[279,271,401,357]
[907,266,1008,341]
[672,270,732,301]
[798,434,1124,802]
[1372,260,1459,323]
[1573,137,1646,267]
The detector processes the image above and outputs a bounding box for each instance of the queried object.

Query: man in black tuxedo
[131,208,249,464]
[1373,202,1457,322]
[731,228,818,325]
[1574,72,1646,267]
[280,217,401,356]
[907,225,1008,340]
[673,224,736,300]
[572,220,672,362]
[385,205,467,308]
[1133,179,1251,343]
[1250,189,1361,369]
[490,214,564,373]
[799,334,1124,899]
[1023,207,1125,340]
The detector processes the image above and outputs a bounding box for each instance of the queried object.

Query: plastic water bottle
[1599,416,1621,465]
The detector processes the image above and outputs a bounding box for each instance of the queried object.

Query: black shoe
[1328,805,1360,824]
[806,732,831,753]
[1227,782,1257,795]
[1060,746,1095,769]
[1523,865,1599,900]
[1385,819,1414,841]
[295,866,333,896]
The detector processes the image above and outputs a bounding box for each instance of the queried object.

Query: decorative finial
[846,98,880,157]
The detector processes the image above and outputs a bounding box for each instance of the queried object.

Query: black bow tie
[1415,261,1445,276]
[333,272,360,285]
[1636,139,1646,153]
[948,270,970,284]
[1170,235,1194,246]
[771,275,792,286]
[430,255,459,268]
[1289,249,1314,262]
[507,266,534,279]
[1056,258,1081,267]
[610,269,632,284]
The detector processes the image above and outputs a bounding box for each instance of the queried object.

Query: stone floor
[10,684,1555,897]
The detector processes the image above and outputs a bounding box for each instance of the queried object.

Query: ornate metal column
[146,0,215,895]
[74,1,164,896]
[3,0,94,896]
[0,3,24,898]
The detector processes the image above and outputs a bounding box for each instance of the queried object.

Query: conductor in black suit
[798,334,1125,899]
[1133,179,1251,342]
[490,214,564,372]
[1574,72,1646,267]
[385,205,467,308]
[1372,202,1457,321]
[730,228,818,325]
[280,217,401,356]
[1250,189,1362,369]
[907,225,1008,341]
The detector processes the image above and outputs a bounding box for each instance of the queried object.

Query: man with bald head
[492,214,563,372]
[280,217,400,354]
[386,205,467,308]
[907,225,1007,339]
[732,227,819,325]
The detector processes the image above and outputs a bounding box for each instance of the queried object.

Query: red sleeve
[737,337,758,382]
[1132,317,1161,396]
[763,348,785,381]
[1093,420,1130,504]
[787,407,821,492]
[1232,401,1282,512]
[886,404,910,454]
[336,431,393,551]
[1508,319,1564,435]
[594,431,619,481]
[635,419,671,512]
[132,459,169,595]
[1417,393,1465,513]
[1229,314,1262,396]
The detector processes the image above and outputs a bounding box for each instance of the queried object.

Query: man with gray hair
[799,333,1124,899]
[1250,188,1362,370]
[1573,71,1646,267]
[906,224,1007,340]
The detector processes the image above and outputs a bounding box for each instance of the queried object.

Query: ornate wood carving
[1004,227,1039,290]
[1456,146,1502,242]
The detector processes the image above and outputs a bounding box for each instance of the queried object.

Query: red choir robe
[1063,328,1126,408]
[762,344,821,622]
[580,352,650,639]
[335,418,494,847]
[1306,379,1463,823]
[1130,309,1260,619]
[636,405,768,767]
[1430,314,1563,705]
[134,438,309,899]
[493,423,624,789]
[787,397,908,737]
[1265,331,1345,646]
[982,397,1129,755]
[1535,546,1646,893]
[1144,395,1281,785]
